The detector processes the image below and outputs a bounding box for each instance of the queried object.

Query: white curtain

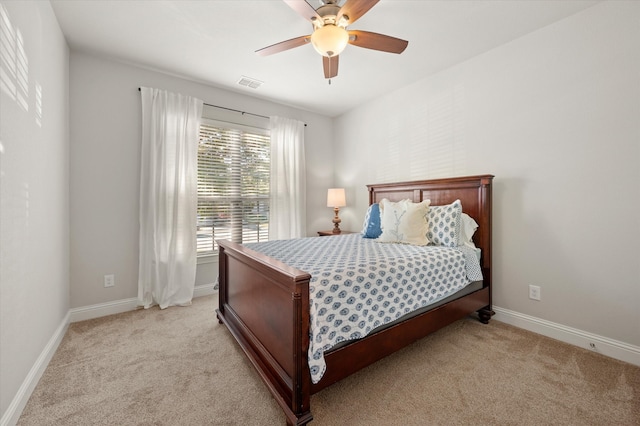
[138,87,203,309]
[269,116,306,240]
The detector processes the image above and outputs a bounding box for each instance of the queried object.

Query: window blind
[197,119,270,255]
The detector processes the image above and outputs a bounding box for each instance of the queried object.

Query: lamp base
[332,207,341,233]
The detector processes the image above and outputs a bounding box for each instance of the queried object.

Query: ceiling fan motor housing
[312,3,348,28]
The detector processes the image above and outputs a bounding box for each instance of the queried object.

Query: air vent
[237,76,263,89]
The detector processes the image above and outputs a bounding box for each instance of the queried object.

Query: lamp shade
[327,188,346,208]
[310,25,349,57]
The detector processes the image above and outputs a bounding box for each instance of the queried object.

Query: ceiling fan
[256,0,408,82]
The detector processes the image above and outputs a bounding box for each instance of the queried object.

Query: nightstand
[317,230,357,236]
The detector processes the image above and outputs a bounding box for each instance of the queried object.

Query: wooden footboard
[216,240,313,425]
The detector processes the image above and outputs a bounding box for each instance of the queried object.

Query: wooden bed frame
[216,174,494,425]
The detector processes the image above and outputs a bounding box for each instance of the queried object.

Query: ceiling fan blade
[348,30,408,54]
[256,35,311,56]
[337,0,379,25]
[323,55,339,79]
[283,0,322,23]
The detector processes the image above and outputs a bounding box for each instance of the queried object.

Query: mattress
[246,233,483,384]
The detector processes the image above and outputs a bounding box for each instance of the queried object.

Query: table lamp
[327,188,346,234]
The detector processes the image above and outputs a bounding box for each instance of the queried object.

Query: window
[197,118,270,256]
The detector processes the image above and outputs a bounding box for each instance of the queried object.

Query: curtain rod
[137,87,306,126]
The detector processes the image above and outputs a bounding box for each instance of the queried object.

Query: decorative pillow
[377,199,431,246]
[361,203,382,239]
[427,199,462,247]
[458,213,478,247]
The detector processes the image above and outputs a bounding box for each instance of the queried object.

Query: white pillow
[459,213,478,248]
[377,198,431,246]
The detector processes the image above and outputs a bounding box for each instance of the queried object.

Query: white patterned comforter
[246,234,483,384]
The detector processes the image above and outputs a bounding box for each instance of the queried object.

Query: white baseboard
[69,297,139,323]
[69,283,217,323]
[193,282,217,298]
[0,311,70,426]
[493,306,640,367]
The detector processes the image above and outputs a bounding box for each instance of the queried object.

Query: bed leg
[477,307,495,324]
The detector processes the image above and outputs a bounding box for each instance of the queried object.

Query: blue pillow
[361,203,382,238]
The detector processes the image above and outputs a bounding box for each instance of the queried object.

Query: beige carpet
[18,295,639,425]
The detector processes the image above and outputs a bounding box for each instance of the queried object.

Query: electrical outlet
[104,274,115,288]
[529,285,541,301]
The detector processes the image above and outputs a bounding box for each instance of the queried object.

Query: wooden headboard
[367,174,494,289]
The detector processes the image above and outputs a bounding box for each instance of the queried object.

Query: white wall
[0,0,69,420]
[69,52,334,308]
[333,2,640,347]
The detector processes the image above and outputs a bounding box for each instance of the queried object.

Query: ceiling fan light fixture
[310,24,348,57]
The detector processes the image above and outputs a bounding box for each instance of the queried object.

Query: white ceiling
[51,0,599,117]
